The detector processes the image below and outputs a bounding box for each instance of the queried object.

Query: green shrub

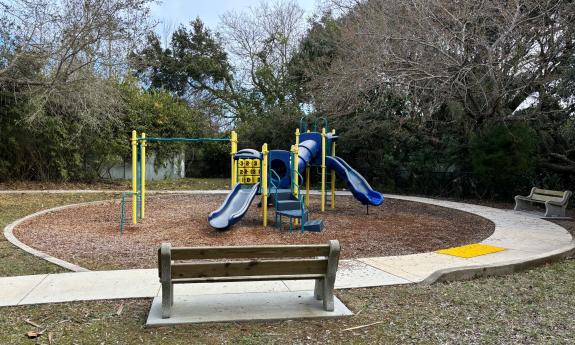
[470,123,537,198]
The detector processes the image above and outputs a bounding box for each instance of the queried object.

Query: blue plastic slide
[208,183,260,230]
[326,156,384,206]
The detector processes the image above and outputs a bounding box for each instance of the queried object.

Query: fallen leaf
[25,330,43,339]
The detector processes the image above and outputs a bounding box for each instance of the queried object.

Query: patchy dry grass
[0,259,574,344]
[0,193,114,277]
[146,177,229,190]
[0,178,230,191]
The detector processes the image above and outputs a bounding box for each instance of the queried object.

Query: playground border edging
[2,192,239,274]
[2,201,113,273]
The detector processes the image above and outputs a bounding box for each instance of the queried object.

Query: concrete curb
[422,242,575,285]
[2,201,115,273]
[2,191,235,273]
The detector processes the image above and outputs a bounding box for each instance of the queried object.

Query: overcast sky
[150,0,319,33]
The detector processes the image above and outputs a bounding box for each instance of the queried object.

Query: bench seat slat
[171,245,330,260]
[171,258,328,279]
[172,274,325,284]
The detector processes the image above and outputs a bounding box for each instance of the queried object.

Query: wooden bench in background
[158,240,340,318]
[514,187,572,218]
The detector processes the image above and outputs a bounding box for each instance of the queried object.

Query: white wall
[99,152,185,181]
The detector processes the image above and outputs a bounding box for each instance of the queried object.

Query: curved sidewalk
[1,192,573,307]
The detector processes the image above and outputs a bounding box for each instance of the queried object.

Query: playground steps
[302,219,325,232]
[277,209,310,218]
[270,189,294,202]
[276,200,301,211]
[272,190,325,233]
[258,189,298,208]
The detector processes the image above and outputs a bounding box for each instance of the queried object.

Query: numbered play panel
[238,159,261,184]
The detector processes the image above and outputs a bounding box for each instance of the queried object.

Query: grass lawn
[0,191,573,344]
[0,260,573,344]
[0,178,230,191]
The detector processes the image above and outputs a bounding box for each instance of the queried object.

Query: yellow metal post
[131,130,137,224]
[262,143,268,227]
[331,129,336,209]
[141,133,146,219]
[321,127,326,212]
[290,144,299,226]
[305,165,310,207]
[231,131,238,188]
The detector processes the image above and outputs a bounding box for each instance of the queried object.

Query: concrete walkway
[1,192,573,308]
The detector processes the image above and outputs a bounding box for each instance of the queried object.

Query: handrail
[269,169,281,210]
[292,170,307,233]
[300,116,308,133]
[317,116,329,133]
[299,115,329,134]
[120,191,140,234]
[294,170,305,192]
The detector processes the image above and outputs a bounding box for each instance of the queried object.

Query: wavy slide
[326,156,384,206]
[294,133,384,206]
[208,183,259,230]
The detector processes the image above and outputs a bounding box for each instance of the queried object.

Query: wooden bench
[514,187,572,217]
[158,240,340,318]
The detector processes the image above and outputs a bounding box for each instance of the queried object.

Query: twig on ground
[341,321,385,332]
[116,303,124,316]
[24,319,42,328]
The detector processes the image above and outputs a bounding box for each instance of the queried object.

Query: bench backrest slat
[533,188,566,197]
[531,194,564,203]
[171,258,328,279]
[531,189,567,203]
[170,244,330,260]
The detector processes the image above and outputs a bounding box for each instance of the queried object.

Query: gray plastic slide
[208,183,260,230]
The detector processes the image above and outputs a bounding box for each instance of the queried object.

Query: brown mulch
[14,194,495,270]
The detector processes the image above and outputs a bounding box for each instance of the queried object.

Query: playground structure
[120,130,237,232]
[121,117,384,233]
[208,117,385,232]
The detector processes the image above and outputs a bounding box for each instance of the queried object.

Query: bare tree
[219,0,307,91]
[310,0,575,127]
[160,18,175,48]
[0,0,153,130]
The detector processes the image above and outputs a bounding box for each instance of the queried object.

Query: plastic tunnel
[268,132,384,206]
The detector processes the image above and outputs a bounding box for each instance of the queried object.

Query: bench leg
[322,278,335,312]
[545,204,566,218]
[161,282,173,318]
[514,198,531,212]
[314,278,324,300]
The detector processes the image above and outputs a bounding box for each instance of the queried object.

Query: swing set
[120,130,238,233]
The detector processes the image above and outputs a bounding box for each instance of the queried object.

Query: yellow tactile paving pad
[435,243,506,258]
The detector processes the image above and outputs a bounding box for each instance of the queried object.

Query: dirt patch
[14,194,494,270]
